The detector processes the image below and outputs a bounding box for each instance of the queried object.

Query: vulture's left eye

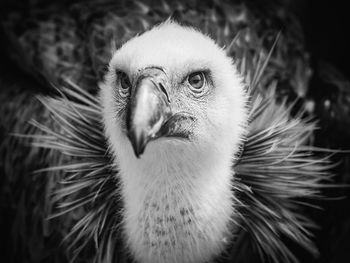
[188,72,205,91]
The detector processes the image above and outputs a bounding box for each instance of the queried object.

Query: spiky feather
[21,37,333,263]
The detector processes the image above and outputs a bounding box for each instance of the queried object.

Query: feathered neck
[113,135,238,263]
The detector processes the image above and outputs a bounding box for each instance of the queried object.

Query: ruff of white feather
[27,73,333,263]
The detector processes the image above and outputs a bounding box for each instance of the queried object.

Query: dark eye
[118,71,131,97]
[188,72,205,91]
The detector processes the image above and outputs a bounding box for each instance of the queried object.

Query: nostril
[159,83,170,103]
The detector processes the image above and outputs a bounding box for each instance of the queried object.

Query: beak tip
[127,129,147,159]
[133,145,144,159]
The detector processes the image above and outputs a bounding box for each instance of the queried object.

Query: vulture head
[101,21,247,263]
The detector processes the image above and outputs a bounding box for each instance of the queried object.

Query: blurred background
[0,0,349,262]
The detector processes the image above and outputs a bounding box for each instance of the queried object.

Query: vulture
[0,1,349,263]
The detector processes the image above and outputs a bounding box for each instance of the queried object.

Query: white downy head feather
[100,21,247,263]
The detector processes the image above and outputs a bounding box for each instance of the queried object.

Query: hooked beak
[126,68,195,158]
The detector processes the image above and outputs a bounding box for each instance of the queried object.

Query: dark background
[0,0,350,90]
[0,0,349,78]
[300,0,350,78]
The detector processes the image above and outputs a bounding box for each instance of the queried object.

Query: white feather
[100,21,248,263]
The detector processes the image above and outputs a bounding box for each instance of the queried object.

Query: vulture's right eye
[118,71,131,98]
[188,72,205,90]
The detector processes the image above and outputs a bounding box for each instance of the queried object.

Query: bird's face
[101,22,247,161]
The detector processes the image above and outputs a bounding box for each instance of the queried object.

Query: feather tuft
[26,37,333,263]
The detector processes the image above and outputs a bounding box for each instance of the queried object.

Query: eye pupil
[188,72,205,89]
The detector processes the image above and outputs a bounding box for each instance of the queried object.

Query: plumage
[0,1,347,263]
[4,21,332,263]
